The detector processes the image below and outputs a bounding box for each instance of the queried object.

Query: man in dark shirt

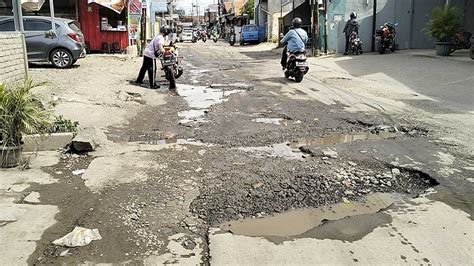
[343,12,359,55]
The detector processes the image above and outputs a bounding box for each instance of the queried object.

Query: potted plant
[0,80,51,168]
[425,4,463,56]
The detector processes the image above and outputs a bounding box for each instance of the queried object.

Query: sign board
[150,0,167,13]
[208,4,218,13]
[88,0,125,14]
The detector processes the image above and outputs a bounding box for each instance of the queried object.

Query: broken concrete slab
[23,192,41,203]
[0,204,59,265]
[72,127,108,152]
[209,195,473,265]
[23,133,74,152]
[81,151,160,192]
[323,149,338,159]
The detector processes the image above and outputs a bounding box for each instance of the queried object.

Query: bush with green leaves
[49,115,79,133]
[425,5,463,42]
[0,80,51,147]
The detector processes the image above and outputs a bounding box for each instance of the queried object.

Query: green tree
[240,0,255,20]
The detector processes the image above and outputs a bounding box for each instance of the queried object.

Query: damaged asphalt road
[2,42,472,265]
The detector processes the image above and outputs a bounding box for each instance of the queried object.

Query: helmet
[350,12,357,19]
[160,25,170,35]
[292,17,302,28]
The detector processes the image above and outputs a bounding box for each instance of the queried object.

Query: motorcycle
[192,30,206,43]
[349,31,363,55]
[452,31,472,51]
[375,22,398,54]
[229,31,236,46]
[160,41,183,90]
[284,50,309,83]
[212,31,219,43]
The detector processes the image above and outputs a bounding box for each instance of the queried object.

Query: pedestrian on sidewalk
[343,12,359,55]
[134,26,170,89]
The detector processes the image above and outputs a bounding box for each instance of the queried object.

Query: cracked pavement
[0,42,472,265]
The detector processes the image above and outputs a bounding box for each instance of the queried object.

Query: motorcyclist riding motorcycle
[343,12,359,55]
[280,17,308,70]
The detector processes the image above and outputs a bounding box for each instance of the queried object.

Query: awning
[21,0,46,12]
[88,0,125,14]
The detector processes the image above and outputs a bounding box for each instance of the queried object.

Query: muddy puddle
[139,138,212,147]
[238,142,304,160]
[220,193,403,240]
[292,132,399,147]
[177,84,242,124]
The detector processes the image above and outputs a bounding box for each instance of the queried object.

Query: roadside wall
[0,32,27,84]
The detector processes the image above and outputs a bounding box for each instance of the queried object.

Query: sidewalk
[400,49,473,62]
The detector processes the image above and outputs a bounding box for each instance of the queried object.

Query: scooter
[375,22,398,54]
[349,31,363,55]
[284,50,309,83]
[229,27,236,46]
[160,41,183,90]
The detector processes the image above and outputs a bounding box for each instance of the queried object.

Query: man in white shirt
[135,26,169,89]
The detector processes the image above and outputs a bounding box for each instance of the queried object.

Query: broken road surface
[1,42,472,265]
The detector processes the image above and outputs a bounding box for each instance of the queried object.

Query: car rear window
[244,26,258,31]
[68,21,81,32]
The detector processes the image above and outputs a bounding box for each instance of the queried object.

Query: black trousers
[136,56,156,88]
[281,46,288,68]
[345,36,350,54]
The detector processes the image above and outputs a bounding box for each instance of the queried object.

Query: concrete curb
[23,133,75,152]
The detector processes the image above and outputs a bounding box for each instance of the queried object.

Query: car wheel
[50,49,73,68]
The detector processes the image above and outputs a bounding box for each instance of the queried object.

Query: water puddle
[139,138,212,147]
[177,84,242,124]
[220,193,402,239]
[252,118,284,125]
[238,142,304,160]
[292,132,399,147]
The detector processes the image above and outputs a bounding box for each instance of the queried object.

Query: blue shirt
[281,29,308,52]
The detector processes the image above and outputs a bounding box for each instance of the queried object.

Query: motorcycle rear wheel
[165,67,176,89]
[294,72,304,83]
[378,44,386,54]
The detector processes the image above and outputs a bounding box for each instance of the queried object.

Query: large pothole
[190,158,438,226]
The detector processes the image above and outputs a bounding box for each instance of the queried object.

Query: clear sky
[174,0,218,15]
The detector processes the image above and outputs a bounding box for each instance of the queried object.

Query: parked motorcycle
[349,31,363,55]
[375,22,398,54]
[160,41,183,90]
[284,51,309,83]
[229,27,236,46]
[452,31,472,51]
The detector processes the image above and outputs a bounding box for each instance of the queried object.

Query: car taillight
[67,33,81,43]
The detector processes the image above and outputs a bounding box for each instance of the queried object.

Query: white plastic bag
[53,226,102,247]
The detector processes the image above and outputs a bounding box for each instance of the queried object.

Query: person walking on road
[280,17,308,70]
[343,12,359,55]
[134,26,169,89]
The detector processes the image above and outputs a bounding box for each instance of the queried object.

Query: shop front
[79,0,142,53]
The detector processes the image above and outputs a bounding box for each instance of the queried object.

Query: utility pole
[292,0,295,20]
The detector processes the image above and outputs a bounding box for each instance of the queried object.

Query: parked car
[179,27,193,42]
[240,24,260,45]
[0,16,86,68]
